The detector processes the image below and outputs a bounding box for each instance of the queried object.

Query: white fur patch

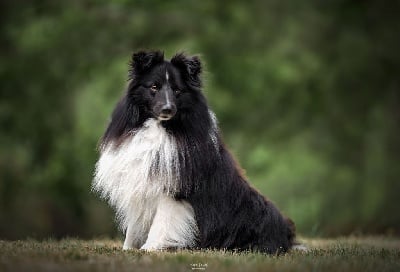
[165,88,171,109]
[93,118,197,249]
[292,244,309,252]
[141,196,198,250]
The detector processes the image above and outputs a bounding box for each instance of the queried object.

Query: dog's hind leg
[140,196,198,251]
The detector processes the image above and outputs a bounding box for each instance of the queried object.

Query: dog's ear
[101,95,140,148]
[171,53,202,88]
[129,50,164,78]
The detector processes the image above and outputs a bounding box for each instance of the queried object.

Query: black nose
[157,104,176,120]
[161,106,173,115]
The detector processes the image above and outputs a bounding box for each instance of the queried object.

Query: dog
[93,51,296,253]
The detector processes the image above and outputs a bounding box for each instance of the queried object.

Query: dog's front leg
[123,224,136,250]
[140,196,198,251]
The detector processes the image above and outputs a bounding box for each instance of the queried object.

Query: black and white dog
[93,51,296,254]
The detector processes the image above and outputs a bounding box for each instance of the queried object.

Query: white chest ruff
[93,119,182,232]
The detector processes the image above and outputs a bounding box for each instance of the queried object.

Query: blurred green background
[1,0,399,239]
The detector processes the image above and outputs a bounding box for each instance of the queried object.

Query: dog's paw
[122,245,134,251]
[140,243,160,252]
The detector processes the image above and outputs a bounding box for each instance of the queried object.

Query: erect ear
[171,53,202,88]
[129,50,164,79]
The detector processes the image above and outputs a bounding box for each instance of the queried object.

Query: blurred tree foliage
[0,0,399,238]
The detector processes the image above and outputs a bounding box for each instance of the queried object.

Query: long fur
[93,50,295,254]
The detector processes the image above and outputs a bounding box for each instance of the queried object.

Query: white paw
[122,245,133,251]
[140,243,162,252]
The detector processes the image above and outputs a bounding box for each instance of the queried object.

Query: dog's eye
[150,85,158,92]
[175,89,181,95]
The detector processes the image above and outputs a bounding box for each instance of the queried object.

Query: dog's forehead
[143,62,182,83]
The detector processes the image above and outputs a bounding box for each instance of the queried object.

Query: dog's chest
[93,119,180,211]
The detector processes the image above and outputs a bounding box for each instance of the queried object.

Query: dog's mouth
[157,114,174,121]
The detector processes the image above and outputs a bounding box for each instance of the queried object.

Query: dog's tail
[292,243,308,251]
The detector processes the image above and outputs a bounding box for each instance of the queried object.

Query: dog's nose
[161,106,173,115]
[158,104,176,120]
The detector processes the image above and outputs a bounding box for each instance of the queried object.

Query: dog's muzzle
[157,104,176,120]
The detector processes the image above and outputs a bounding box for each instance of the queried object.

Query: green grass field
[1,237,399,272]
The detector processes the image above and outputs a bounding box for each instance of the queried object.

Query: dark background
[1,0,399,239]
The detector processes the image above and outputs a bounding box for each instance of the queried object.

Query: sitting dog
[93,51,296,253]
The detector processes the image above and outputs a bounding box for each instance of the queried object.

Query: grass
[0,237,399,272]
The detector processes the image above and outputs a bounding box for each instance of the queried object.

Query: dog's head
[128,50,202,121]
[101,50,208,145]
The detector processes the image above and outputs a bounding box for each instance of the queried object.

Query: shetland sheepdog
[93,51,296,253]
